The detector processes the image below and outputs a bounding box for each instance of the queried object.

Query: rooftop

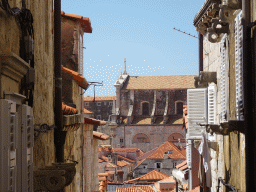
[84,96,116,101]
[123,75,196,90]
[124,170,170,183]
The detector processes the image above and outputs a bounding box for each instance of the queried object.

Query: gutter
[54,0,66,163]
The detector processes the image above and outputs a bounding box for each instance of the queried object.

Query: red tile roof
[187,186,200,192]
[116,186,155,192]
[147,141,186,159]
[93,131,109,140]
[62,102,78,115]
[117,160,130,167]
[124,75,196,90]
[113,148,145,154]
[84,108,93,113]
[154,176,176,192]
[84,117,106,125]
[84,96,116,101]
[61,65,88,90]
[176,160,187,169]
[61,11,92,33]
[117,154,136,163]
[124,170,170,183]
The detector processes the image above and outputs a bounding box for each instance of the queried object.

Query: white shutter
[235,11,244,121]
[21,105,34,192]
[0,99,18,192]
[208,83,217,141]
[220,34,228,122]
[187,88,208,140]
[186,139,192,168]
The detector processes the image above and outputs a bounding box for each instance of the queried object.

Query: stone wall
[112,125,185,152]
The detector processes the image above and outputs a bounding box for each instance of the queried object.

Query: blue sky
[61,0,205,96]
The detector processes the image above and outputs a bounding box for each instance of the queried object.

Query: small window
[97,115,101,120]
[85,102,89,107]
[143,165,147,169]
[120,139,124,143]
[167,150,173,154]
[176,102,183,115]
[155,162,162,169]
[109,102,113,106]
[142,102,149,115]
[173,162,177,168]
[97,102,101,106]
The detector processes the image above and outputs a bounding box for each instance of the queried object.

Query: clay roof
[84,117,106,125]
[62,102,78,115]
[137,146,160,161]
[124,170,170,183]
[147,141,186,159]
[116,185,155,192]
[123,75,195,90]
[84,108,93,113]
[113,148,145,154]
[176,160,187,169]
[93,131,109,140]
[154,176,176,192]
[61,11,92,33]
[84,96,116,101]
[117,154,136,163]
[117,160,130,167]
[105,162,117,168]
[187,185,200,192]
[61,65,88,90]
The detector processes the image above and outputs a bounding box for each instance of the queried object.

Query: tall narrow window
[176,102,183,114]
[142,102,149,115]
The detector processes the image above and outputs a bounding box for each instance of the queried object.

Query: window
[155,162,162,169]
[176,102,183,115]
[104,101,107,105]
[85,102,89,107]
[142,102,149,115]
[97,115,101,120]
[143,165,147,169]
[173,162,177,168]
[109,102,113,106]
[97,102,101,106]
[167,150,173,154]
[120,139,124,143]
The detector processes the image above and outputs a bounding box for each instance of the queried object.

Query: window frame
[85,102,89,107]
[175,100,183,115]
[155,162,162,169]
[97,102,101,106]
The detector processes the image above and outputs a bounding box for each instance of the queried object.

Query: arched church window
[132,133,150,143]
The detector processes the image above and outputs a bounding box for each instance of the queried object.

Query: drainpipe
[199,32,203,74]
[242,0,255,191]
[54,0,66,163]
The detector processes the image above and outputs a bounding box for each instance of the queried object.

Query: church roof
[124,170,170,183]
[123,75,195,90]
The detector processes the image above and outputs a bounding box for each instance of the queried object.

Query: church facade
[110,59,196,152]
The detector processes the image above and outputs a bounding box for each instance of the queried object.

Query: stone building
[110,60,195,152]
[84,95,116,121]
[185,0,256,191]
[133,141,186,178]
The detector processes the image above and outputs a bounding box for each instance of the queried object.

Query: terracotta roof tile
[117,160,130,167]
[147,141,186,159]
[61,11,92,33]
[123,75,196,90]
[93,131,109,140]
[62,102,78,115]
[154,176,176,192]
[137,146,160,161]
[61,65,88,89]
[113,148,144,154]
[124,170,170,183]
[187,186,200,192]
[84,117,106,125]
[117,154,136,163]
[84,108,93,113]
[84,96,116,101]
[176,160,187,169]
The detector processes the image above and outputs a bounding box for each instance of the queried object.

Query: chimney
[111,152,118,165]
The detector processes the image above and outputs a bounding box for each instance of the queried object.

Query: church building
[110,59,196,152]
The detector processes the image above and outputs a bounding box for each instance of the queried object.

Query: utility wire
[173,27,198,39]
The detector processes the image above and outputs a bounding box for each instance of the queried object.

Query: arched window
[168,133,185,143]
[176,101,183,115]
[142,102,150,116]
[132,133,150,143]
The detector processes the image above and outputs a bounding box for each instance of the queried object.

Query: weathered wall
[92,138,100,192]
[112,125,185,152]
[134,158,185,178]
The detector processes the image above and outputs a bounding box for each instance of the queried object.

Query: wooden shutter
[0,99,18,192]
[187,88,208,140]
[21,105,34,192]
[208,83,217,141]
[220,34,228,122]
[235,11,244,121]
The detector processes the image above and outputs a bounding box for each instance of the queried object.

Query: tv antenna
[173,27,198,39]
